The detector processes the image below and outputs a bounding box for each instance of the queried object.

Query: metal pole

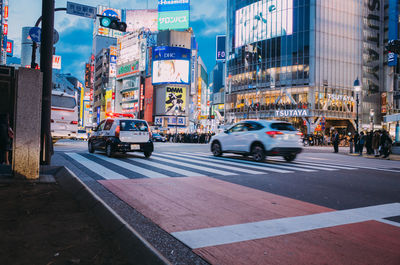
[175,114,178,143]
[40,0,55,165]
[356,93,359,134]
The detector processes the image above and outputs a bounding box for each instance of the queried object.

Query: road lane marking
[127,157,206,177]
[172,203,400,249]
[90,154,170,178]
[155,153,266,175]
[192,153,316,173]
[295,159,400,173]
[143,156,237,176]
[65,153,127,180]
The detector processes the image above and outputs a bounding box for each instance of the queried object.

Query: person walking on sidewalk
[333,130,339,153]
[354,132,359,153]
[381,130,393,158]
[359,132,366,156]
[372,130,380,157]
[366,131,373,155]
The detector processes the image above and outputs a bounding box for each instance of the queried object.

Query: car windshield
[120,120,149,132]
[270,123,296,131]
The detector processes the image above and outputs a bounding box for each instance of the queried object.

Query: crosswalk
[64,151,364,180]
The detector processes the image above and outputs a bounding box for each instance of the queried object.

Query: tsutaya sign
[274,109,310,117]
[328,94,354,102]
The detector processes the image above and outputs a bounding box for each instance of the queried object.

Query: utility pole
[40,0,55,165]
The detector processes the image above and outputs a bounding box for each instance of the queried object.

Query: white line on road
[193,153,316,173]
[127,157,206,177]
[65,153,127,180]
[172,203,400,249]
[90,154,170,178]
[155,153,266,175]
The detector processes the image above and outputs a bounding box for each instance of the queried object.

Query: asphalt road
[52,140,400,265]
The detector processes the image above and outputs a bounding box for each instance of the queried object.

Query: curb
[346,153,400,161]
[54,166,172,265]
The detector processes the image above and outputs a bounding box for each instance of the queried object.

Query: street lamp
[353,77,361,134]
[174,106,179,143]
[370,109,375,131]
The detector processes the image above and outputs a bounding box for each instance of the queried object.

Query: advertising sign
[83,100,91,127]
[274,109,310,118]
[52,55,61,69]
[117,32,140,65]
[158,10,189,30]
[117,61,140,79]
[388,0,398,66]
[158,0,190,12]
[190,49,197,95]
[216,35,226,61]
[155,116,186,126]
[235,0,293,48]
[152,46,190,85]
[165,86,186,115]
[6,39,12,56]
[126,9,158,32]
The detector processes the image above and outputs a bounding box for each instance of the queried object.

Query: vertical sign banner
[78,81,84,125]
[52,55,62,69]
[109,46,117,78]
[83,100,91,127]
[388,0,398,66]
[165,86,186,115]
[216,35,226,61]
[6,39,12,56]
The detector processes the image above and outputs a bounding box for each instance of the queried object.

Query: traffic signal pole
[40,0,55,165]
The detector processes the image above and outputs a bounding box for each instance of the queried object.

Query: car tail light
[266,131,284,138]
[115,125,120,138]
[70,121,78,125]
[296,132,303,136]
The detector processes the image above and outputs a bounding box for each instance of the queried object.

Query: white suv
[88,115,153,158]
[210,120,302,162]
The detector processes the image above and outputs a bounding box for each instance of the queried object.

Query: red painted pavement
[99,177,400,265]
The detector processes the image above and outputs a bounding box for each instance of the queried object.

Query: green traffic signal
[99,16,127,32]
[100,17,112,27]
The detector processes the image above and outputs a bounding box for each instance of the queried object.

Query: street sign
[28,27,59,44]
[29,27,41,42]
[66,1,97,19]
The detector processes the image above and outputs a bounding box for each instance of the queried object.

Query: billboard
[235,0,293,48]
[158,10,189,30]
[83,100,92,127]
[52,55,61,69]
[109,46,117,78]
[6,39,13,56]
[126,9,158,32]
[165,86,186,115]
[117,32,139,65]
[94,6,123,38]
[158,0,190,12]
[388,0,398,67]
[117,61,140,79]
[216,35,226,61]
[152,46,190,85]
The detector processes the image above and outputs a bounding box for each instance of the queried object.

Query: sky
[8,0,227,82]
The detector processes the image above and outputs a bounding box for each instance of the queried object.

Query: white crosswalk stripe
[154,153,266,175]
[142,155,237,176]
[127,157,205,177]
[65,153,127,180]
[191,153,316,173]
[91,154,170,178]
[164,152,295,174]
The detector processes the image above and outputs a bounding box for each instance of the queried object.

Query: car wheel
[284,154,296,162]
[252,145,265,162]
[106,143,114,157]
[212,142,222,157]
[88,141,95,153]
[144,151,152,158]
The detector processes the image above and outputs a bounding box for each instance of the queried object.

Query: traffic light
[100,16,127,32]
[386,40,400,55]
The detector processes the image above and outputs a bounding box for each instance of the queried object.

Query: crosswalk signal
[100,16,127,32]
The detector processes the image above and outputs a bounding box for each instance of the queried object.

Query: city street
[52,140,400,265]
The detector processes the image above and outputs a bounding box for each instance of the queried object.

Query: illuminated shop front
[226,0,381,134]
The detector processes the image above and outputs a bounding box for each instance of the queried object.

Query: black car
[152,133,166,142]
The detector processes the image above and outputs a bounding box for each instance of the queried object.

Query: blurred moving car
[76,129,88,141]
[210,120,303,162]
[152,133,166,142]
[88,113,153,158]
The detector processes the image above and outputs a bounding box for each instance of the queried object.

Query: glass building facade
[226,0,378,134]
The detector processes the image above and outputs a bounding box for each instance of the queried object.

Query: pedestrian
[333,130,339,153]
[381,130,393,158]
[349,133,354,153]
[359,132,366,156]
[366,131,373,155]
[353,132,359,153]
[372,130,380,157]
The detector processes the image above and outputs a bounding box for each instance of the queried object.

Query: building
[93,48,111,124]
[226,0,384,136]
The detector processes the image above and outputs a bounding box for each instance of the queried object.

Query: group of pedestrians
[164,132,215,144]
[0,113,13,165]
[350,130,393,158]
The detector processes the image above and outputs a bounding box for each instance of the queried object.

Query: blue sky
[8,0,226,82]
